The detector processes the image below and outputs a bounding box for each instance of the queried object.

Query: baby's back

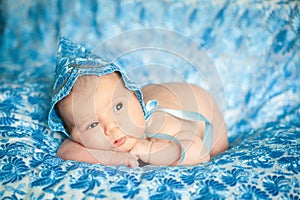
[142,83,213,120]
[142,83,228,156]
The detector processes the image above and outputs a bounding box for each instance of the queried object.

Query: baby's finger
[128,158,139,168]
[130,153,139,160]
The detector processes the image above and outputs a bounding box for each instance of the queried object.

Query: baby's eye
[88,122,99,129]
[114,103,123,111]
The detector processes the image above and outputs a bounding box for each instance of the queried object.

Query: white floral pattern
[0,0,299,199]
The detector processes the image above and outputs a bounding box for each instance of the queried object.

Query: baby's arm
[174,130,210,165]
[130,139,182,165]
[57,139,139,167]
[130,131,210,166]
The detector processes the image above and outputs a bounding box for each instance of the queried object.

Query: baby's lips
[113,136,126,147]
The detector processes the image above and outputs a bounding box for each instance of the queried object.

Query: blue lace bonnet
[48,37,147,137]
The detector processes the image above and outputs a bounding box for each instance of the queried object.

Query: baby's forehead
[74,73,122,89]
[74,75,100,89]
[72,73,127,98]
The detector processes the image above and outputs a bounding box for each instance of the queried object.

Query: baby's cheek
[80,132,112,150]
[70,130,82,144]
[126,96,146,136]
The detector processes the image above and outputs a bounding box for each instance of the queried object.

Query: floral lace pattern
[0,0,299,199]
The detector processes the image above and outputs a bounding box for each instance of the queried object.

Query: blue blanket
[0,0,299,199]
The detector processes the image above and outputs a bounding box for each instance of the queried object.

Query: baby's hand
[57,139,139,167]
[130,139,150,163]
[109,151,139,168]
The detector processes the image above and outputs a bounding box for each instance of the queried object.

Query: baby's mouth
[113,136,126,147]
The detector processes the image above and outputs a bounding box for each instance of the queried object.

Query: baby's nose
[104,124,119,136]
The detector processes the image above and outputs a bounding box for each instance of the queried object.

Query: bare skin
[56,72,228,167]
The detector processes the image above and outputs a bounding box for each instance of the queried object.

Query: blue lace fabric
[1,0,299,199]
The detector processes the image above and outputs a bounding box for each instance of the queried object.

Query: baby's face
[58,73,146,152]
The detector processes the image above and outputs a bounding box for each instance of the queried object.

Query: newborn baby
[48,37,228,167]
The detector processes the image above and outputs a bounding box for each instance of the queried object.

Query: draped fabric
[0,0,299,199]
